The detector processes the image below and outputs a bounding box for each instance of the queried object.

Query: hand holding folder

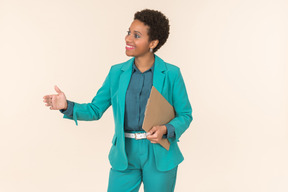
[142,86,175,150]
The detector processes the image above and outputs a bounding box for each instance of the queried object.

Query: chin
[125,51,134,57]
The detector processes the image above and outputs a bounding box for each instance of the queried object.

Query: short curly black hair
[134,9,170,53]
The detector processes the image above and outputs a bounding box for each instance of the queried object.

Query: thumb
[54,85,62,94]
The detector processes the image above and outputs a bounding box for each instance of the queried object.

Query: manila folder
[142,86,175,150]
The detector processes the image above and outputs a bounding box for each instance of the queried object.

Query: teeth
[126,45,134,48]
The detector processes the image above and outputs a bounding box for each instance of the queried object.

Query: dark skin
[125,19,158,72]
[125,19,167,143]
[43,19,167,144]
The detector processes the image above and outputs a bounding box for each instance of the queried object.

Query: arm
[168,68,193,142]
[59,100,74,117]
[163,124,175,138]
[146,123,175,143]
[62,68,112,125]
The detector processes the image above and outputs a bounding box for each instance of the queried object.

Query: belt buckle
[135,133,142,140]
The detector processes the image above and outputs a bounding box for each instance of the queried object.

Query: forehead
[129,19,149,34]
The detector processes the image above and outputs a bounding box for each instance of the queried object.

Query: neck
[134,52,155,73]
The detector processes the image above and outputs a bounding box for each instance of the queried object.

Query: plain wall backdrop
[0,0,287,191]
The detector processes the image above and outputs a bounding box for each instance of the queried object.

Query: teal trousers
[107,131,178,192]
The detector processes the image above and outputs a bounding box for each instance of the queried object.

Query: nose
[125,34,132,43]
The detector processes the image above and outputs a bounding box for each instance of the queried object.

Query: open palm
[43,85,67,110]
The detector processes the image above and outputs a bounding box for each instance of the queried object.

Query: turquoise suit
[63,54,192,172]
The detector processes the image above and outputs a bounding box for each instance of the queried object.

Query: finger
[51,96,57,105]
[43,95,51,99]
[43,98,49,104]
[147,134,156,138]
[147,138,156,143]
[54,85,62,94]
[43,98,51,105]
[48,95,58,103]
[43,97,51,102]
[44,95,54,102]
[146,135,157,140]
[150,140,158,144]
[149,127,157,135]
[148,137,157,141]
[44,101,52,105]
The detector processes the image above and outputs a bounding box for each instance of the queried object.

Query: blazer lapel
[153,54,166,94]
[117,55,166,129]
[118,57,134,126]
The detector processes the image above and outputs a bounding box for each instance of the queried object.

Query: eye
[134,34,140,39]
[127,31,131,35]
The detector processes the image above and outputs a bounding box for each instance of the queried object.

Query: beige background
[0,0,287,191]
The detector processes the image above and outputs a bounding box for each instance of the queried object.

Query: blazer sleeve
[63,67,112,125]
[168,68,193,142]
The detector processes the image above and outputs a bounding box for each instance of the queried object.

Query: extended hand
[146,125,167,144]
[43,85,67,110]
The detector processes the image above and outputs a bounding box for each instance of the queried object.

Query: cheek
[136,40,149,50]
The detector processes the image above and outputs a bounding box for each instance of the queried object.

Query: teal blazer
[63,54,192,171]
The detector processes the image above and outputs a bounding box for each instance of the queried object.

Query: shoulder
[109,58,133,72]
[155,54,181,76]
[111,62,124,70]
[165,62,180,73]
[163,61,181,80]
[110,62,124,72]
[164,63,183,85]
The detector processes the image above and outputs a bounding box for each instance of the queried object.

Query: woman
[43,9,192,192]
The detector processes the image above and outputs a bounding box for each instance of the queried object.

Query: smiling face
[125,19,158,57]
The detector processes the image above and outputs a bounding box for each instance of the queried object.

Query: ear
[149,39,159,49]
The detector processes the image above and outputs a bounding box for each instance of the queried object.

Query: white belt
[125,132,149,140]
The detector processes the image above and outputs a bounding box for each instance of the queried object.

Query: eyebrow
[128,28,142,35]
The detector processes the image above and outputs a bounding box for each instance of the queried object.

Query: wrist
[162,125,167,134]
[63,100,68,110]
